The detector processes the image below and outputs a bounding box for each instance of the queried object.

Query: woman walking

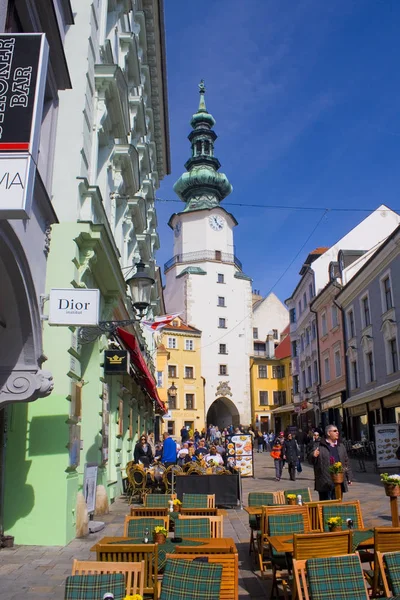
[133,434,153,468]
[270,437,284,481]
[283,432,300,481]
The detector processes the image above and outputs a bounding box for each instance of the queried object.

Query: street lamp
[167,382,177,409]
[78,260,155,343]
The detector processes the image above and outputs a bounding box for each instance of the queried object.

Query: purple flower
[329,456,335,465]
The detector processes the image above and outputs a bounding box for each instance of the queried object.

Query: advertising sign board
[374,423,400,469]
[49,288,100,326]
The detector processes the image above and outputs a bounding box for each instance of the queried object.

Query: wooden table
[267,530,374,554]
[90,535,237,553]
[244,506,262,516]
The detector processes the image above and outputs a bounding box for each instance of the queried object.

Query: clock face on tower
[174,220,182,237]
[209,214,224,231]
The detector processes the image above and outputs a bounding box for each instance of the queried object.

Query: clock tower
[164,82,252,427]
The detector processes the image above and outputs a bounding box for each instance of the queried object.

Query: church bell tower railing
[164,250,242,273]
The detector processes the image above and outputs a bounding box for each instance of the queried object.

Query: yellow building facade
[250,328,293,434]
[156,318,205,440]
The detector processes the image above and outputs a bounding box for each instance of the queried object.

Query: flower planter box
[384,483,400,497]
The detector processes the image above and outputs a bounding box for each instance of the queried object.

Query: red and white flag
[142,312,181,332]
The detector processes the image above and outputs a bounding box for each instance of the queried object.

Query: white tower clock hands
[209,214,224,231]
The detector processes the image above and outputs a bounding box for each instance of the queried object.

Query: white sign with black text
[0,154,36,218]
[49,288,100,326]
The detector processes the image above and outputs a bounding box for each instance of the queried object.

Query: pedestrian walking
[256,431,264,453]
[308,424,353,500]
[283,432,300,481]
[270,437,284,481]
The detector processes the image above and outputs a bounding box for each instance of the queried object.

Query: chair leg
[249,529,255,555]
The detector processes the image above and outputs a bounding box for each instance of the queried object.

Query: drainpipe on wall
[309,304,322,428]
[0,407,7,541]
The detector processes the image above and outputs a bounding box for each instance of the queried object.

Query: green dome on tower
[173,81,233,212]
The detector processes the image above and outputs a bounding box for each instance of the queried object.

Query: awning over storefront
[272,403,295,414]
[320,394,342,411]
[117,327,166,414]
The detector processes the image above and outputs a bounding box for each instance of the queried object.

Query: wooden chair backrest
[164,553,238,600]
[71,559,144,596]
[143,493,176,506]
[305,500,341,531]
[180,507,218,516]
[293,530,352,559]
[178,515,223,538]
[260,504,311,538]
[130,507,168,517]
[318,499,364,531]
[374,527,400,552]
[123,515,169,537]
[95,543,158,600]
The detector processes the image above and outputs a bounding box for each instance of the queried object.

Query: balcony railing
[164,249,242,273]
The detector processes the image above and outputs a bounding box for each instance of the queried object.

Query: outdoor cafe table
[90,536,237,571]
[267,529,374,554]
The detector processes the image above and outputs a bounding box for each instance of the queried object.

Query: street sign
[48,288,100,326]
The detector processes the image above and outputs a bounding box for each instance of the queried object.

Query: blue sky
[156,0,400,303]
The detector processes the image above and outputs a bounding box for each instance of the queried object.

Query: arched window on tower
[204,141,210,155]
[196,140,202,155]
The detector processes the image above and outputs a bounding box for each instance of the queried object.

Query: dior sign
[49,288,100,326]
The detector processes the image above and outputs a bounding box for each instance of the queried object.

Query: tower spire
[173,82,232,212]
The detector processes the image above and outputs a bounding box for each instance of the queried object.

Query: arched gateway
[206,397,240,429]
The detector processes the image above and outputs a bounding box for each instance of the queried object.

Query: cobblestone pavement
[0,453,394,600]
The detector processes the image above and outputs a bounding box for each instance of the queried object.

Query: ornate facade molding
[0,368,54,407]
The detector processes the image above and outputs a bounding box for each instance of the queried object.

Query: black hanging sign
[104,350,130,374]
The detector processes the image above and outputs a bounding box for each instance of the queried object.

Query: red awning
[117,327,166,414]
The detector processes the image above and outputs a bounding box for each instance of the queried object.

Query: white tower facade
[164,83,252,427]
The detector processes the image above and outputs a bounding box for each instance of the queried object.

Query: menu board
[374,424,400,468]
[226,434,254,477]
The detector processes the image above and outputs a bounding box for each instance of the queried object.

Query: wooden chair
[182,493,215,508]
[371,527,400,596]
[247,492,282,556]
[163,464,183,494]
[180,507,219,516]
[130,507,169,517]
[376,550,400,598]
[95,542,159,600]
[164,553,238,600]
[305,499,341,531]
[65,573,126,600]
[318,499,364,531]
[127,464,150,504]
[177,514,223,538]
[284,488,312,503]
[293,553,369,600]
[123,515,169,537]
[175,517,212,539]
[143,493,176,507]
[293,530,352,559]
[257,505,310,577]
[71,559,144,596]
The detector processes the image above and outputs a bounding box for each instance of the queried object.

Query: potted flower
[380,473,400,497]
[326,516,343,532]
[286,494,297,506]
[153,525,168,544]
[329,459,344,484]
[124,595,143,600]
[173,499,182,513]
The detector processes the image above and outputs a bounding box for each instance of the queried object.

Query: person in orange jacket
[270,435,284,481]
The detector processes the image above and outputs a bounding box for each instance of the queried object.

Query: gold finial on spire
[198,79,206,112]
[199,79,206,94]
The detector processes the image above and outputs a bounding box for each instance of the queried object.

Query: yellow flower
[286,494,296,499]
[326,516,343,526]
[173,499,182,505]
[154,526,168,536]
[124,595,143,600]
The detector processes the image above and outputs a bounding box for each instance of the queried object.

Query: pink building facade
[311,279,347,433]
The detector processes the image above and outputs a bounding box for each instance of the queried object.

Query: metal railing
[164,249,242,272]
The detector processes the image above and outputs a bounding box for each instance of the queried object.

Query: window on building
[259,391,269,406]
[219,343,227,354]
[253,327,258,339]
[362,296,371,327]
[366,351,375,383]
[254,342,266,356]
[184,366,194,379]
[305,327,310,346]
[321,313,327,336]
[331,305,339,329]
[167,421,175,435]
[303,292,307,310]
[291,340,298,357]
[324,357,330,382]
[298,301,302,316]
[307,365,312,387]
[203,141,210,155]
[390,338,399,373]
[172,320,179,327]
[348,309,355,338]
[272,329,278,340]
[218,296,226,307]
[258,365,268,378]
[300,334,305,352]
[309,282,314,299]
[185,339,194,351]
[219,318,226,328]
[167,337,177,349]
[156,371,163,388]
[185,394,194,409]
[217,273,224,283]
[219,364,228,375]
[272,365,285,378]
[335,350,341,378]
[195,141,202,155]
[167,393,177,410]
[383,276,393,312]
[168,365,177,378]
[313,360,319,383]
[302,370,306,389]
[311,321,317,340]
[293,375,299,394]
[215,250,222,261]
[289,308,296,324]
[273,391,286,406]
[351,360,359,389]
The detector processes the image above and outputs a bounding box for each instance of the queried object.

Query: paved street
[0,452,394,600]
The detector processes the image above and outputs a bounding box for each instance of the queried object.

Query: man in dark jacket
[308,424,353,500]
[283,432,300,481]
